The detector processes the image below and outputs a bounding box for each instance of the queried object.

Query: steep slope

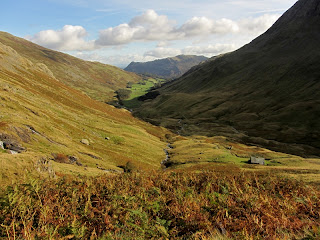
[0,39,169,181]
[137,0,320,157]
[0,32,142,102]
[125,55,208,79]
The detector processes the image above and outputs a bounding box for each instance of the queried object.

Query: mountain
[0,32,142,102]
[125,55,208,79]
[136,0,320,157]
[0,35,169,182]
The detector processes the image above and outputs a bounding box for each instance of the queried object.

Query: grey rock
[250,156,265,165]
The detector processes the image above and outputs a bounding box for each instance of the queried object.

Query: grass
[1,169,319,239]
[163,135,320,184]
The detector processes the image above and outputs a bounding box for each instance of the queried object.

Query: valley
[1,0,320,238]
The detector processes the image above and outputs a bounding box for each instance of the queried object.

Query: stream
[161,143,173,168]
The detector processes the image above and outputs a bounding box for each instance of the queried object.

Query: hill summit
[125,55,208,79]
[136,0,320,157]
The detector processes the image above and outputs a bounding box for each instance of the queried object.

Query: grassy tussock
[1,169,319,239]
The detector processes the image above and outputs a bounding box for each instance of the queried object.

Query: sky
[2,0,297,68]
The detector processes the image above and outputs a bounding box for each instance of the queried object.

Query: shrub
[52,153,69,163]
[115,89,132,101]
[111,136,125,145]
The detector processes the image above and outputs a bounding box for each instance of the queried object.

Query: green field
[122,78,167,109]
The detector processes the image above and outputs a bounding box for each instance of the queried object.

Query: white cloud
[95,10,178,46]
[182,44,238,56]
[74,51,156,68]
[95,10,279,46]
[26,10,280,53]
[239,14,280,34]
[26,25,95,51]
[144,43,238,59]
[157,41,169,47]
[144,47,182,58]
[96,24,141,46]
[178,17,239,37]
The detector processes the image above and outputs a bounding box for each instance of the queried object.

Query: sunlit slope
[0,32,142,101]
[137,0,320,157]
[0,41,168,179]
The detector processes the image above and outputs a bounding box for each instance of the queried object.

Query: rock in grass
[250,156,265,165]
[81,139,90,145]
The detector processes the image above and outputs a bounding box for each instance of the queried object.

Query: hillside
[136,0,320,157]
[0,39,170,184]
[125,55,208,79]
[0,32,142,102]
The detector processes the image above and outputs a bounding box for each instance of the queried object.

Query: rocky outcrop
[0,133,25,153]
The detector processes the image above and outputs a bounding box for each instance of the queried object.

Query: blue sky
[2,0,297,67]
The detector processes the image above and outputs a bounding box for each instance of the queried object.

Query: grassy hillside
[136,0,320,157]
[125,55,208,79]
[0,40,170,186]
[0,32,142,102]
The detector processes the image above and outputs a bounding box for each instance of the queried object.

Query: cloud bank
[27,10,280,51]
[143,44,237,58]
[26,25,95,51]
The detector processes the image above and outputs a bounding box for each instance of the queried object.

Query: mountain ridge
[125,55,208,79]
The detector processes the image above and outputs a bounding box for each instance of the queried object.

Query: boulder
[250,156,265,165]
[68,156,78,164]
[81,139,90,145]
